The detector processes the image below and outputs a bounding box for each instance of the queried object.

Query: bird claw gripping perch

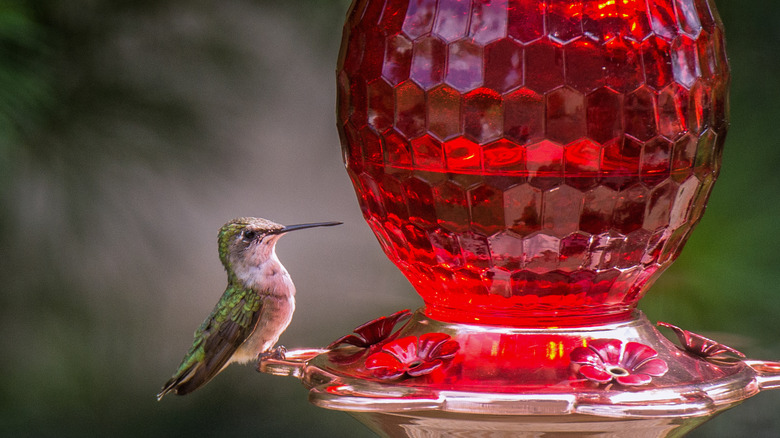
[258,345,287,363]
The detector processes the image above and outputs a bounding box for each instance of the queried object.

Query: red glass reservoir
[337,0,729,326]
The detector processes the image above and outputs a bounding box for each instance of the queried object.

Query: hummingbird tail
[156,383,174,401]
[156,373,186,401]
[156,351,232,400]
[157,283,266,400]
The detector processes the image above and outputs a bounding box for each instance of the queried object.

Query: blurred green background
[1,1,778,437]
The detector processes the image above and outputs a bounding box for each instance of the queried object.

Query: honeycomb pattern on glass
[337,0,729,326]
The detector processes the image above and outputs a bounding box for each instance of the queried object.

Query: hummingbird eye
[242,230,258,242]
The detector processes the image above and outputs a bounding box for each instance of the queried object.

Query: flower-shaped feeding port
[571,339,668,386]
[327,309,412,365]
[658,321,746,360]
[365,333,459,380]
[328,309,412,350]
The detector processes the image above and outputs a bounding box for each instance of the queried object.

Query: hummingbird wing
[157,284,263,399]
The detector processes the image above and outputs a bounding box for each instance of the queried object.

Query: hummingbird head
[217,217,341,278]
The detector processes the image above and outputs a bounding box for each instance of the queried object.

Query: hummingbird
[157,217,341,400]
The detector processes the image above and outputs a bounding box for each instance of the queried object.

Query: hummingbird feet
[258,345,287,362]
[256,346,287,373]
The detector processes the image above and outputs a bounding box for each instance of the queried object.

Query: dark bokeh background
[1,1,778,437]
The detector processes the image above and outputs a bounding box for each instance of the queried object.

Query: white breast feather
[230,250,296,364]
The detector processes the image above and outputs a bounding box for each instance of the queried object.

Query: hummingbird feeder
[260,1,780,436]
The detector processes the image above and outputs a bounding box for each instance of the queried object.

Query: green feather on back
[157,282,264,399]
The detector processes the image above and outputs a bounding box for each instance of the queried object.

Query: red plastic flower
[365,333,459,380]
[327,309,412,350]
[658,322,745,359]
[570,339,668,386]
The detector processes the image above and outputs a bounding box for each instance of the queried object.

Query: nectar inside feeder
[260,1,780,436]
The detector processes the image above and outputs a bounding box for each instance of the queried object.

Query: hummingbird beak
[275,221,342,235]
